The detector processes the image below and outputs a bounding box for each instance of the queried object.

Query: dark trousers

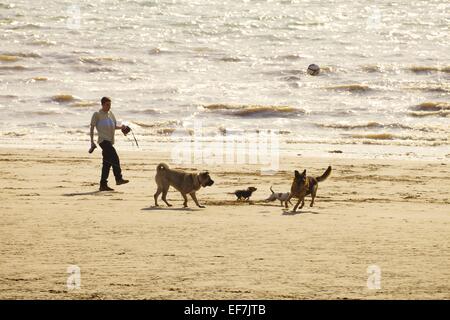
[99,140,122,184]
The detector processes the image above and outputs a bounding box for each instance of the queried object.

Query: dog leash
[130,129,139,148]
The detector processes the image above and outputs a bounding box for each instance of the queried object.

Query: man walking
[90,97,129,191]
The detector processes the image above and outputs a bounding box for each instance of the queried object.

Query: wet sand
[0,147,449,299]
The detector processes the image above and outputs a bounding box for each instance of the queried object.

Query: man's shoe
[116,179,129,186]
[99,184,114,191]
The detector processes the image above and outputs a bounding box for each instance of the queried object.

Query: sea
[0,0,449,161]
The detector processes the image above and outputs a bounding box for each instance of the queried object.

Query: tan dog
[287,166,332,212]
[265,186,293,207]
[154,163,214,208]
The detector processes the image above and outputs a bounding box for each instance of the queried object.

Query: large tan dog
[154,163,214,208]
[287,166,332,212]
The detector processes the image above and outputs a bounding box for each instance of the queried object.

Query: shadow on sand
[141,206,201,212]
[282,209,320,216]
[62,190,122,197]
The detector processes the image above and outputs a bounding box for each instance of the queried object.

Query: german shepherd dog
[154,163,214,208]
[287,166,332,212]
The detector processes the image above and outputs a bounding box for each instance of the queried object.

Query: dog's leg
[190,192,205,208]
[299,199,305,209]
[286,193,293,208]
[154,187,163,206]
[162,187,172,207]
[292,199,301,212]
[280,200,284,207]
[181,193,188,208]
[310,185,318,207]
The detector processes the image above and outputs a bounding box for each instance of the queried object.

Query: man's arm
[90,112,97,146]
[112,114,124,130]
[90,124,95,145]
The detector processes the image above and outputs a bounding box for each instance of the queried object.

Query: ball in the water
[307,64,320,76]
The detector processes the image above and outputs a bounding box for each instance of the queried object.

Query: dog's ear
[302,169,306,176]
[295,170,300,178]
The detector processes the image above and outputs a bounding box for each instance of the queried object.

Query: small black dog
[233,187,257,201]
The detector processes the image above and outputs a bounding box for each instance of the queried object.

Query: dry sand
[0,147,449,299]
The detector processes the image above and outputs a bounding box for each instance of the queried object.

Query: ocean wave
[408,102,450,117]
[407,65,450,74]
[85,67,118,73]
[202,104,305,117]
[350,133,395,140]
[0,55,20,62]
[148,47,177,55]
[79,56,136,65]
[0,52,41,58]
[129,108,166,115]
[1,131,28,137]
[65,129,86,135]
[28,110,63,116]
[408,110,450,118]
[281,69,303,75]
[281,75,302,81]
[0,94,18,100]
[30,77,48,82]
[360,64,388,73]
[0,65,27,71]
[404,84,450,93]
[361,64,380,73]
[411,102,450,111]
[29,40,57,46]
[22,122,61,129]
[50,94,79,103]
[47,97,96,107]
[323,84,371,92]
[71,101,98,107]
[156,128,194,136]
[219,57,241,62]
[132,120,182,128]
[320,66,335,73]
[0,3,15,9]
[316,122,413,130]
[277,54,304,61]
[216,126,291,136]
[10,23,42,30]
[348,133,446,142]
[0,17,13,24]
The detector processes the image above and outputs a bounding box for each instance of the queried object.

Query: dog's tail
[156,162,169,172]
[316,166,332,182]
[270,186,275,194]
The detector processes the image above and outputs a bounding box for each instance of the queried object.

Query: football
[307,64,320,76]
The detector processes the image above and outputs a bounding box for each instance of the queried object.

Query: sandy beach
[1,147,449,299]
[1,0,448,303]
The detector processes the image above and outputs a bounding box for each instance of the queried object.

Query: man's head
[101,97,111,112]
